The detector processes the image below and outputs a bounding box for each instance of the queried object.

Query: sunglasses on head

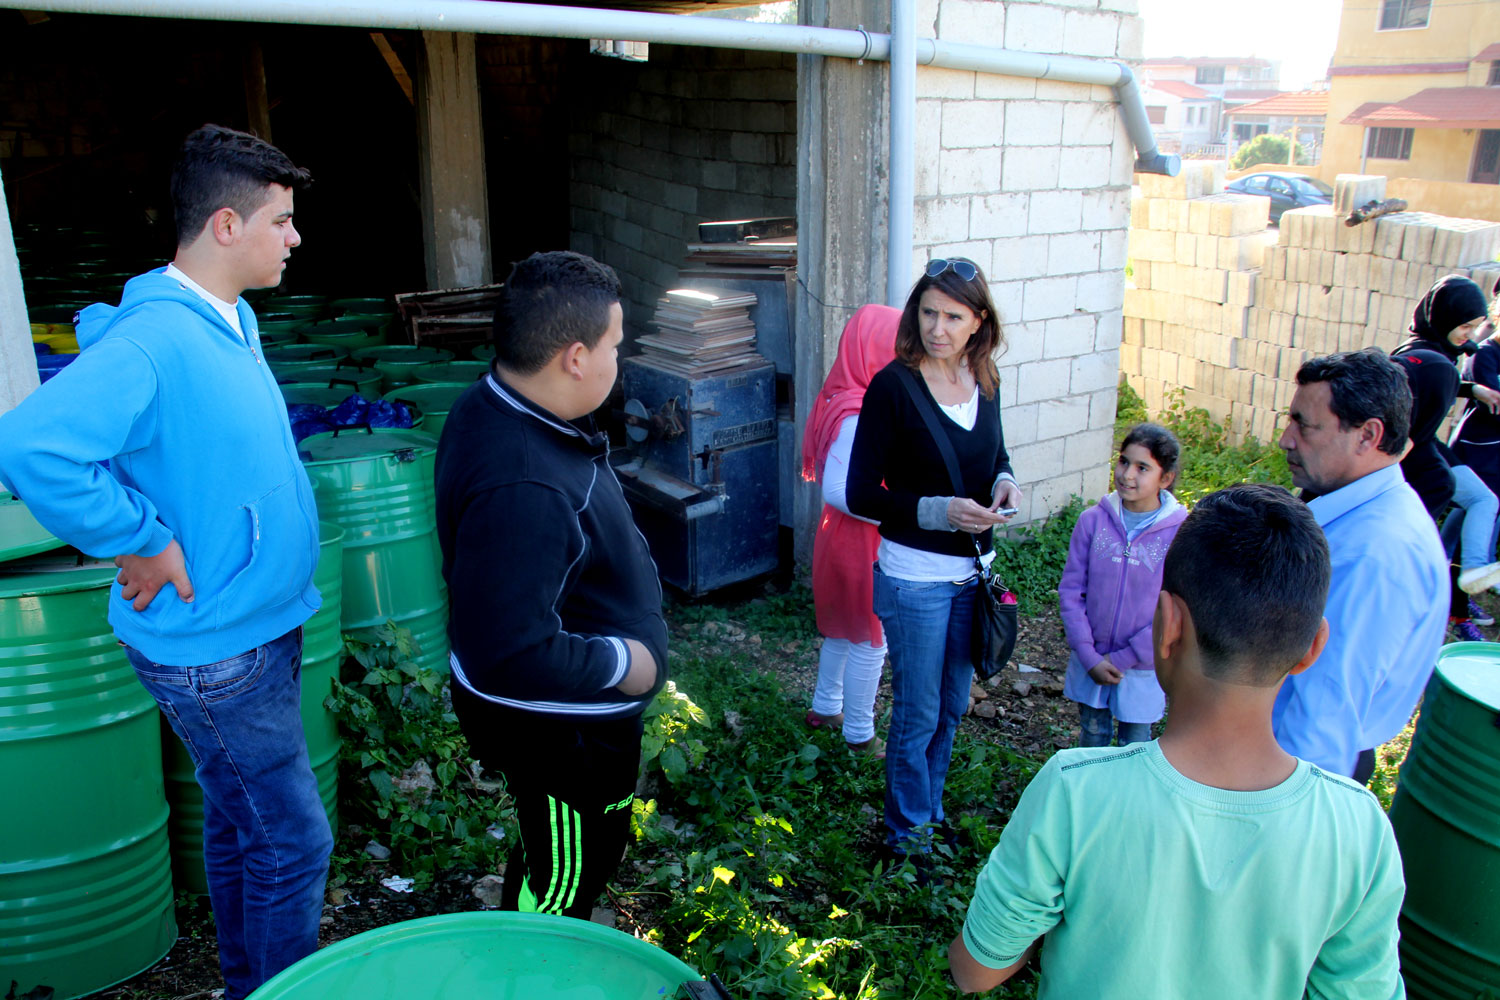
[925,258,979,282]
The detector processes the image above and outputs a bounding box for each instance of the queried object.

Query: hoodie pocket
[214,476,318,631]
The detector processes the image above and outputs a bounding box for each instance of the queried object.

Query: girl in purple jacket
[1060,423,1188,747]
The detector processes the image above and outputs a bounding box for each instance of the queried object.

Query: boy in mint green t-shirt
[950,484,1405,1000]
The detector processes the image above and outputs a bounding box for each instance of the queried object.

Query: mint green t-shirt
[962,742,1405,1000]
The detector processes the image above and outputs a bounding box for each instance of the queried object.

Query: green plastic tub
[383,382,470,439]
[277,364,384,399]
[0,552,176,999]
[299,428,449,676]
[351,346,455,392]
[411,360,488,385]
[163,522,345,894]
[471,343,496,363]
[1390,641,1500,998]
[248,912,703,999]
[265,343,350,375]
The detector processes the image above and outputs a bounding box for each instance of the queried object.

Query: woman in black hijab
[1390,274,1500,640]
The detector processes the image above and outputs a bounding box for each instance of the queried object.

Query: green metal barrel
[0,552,175,999]
[0,485,65,562]
[471,343,495,363]
[163,522,345,894]
[299,428,449,676]
[300,316,389,352]
[1389,641,1500,998]
[350,346,455,392]
[276,364,384,399]
[280,384,366,411]
[249,912,703,999]
[382,382,470,440]
[411,360,488,385]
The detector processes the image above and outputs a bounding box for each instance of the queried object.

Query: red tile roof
[1224,90,1329,117]
[1473,43,1500,62]
[1341,87,1500,129]
[1147,79,1211,99]
[1140,56,1273,68]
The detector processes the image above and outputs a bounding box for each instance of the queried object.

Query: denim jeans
[1440,462,1500,571]
[126,628,331,1000]
[1078,704,1152,748]
[873,564,976,851]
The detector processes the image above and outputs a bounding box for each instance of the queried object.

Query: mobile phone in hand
[996,507,1019,517]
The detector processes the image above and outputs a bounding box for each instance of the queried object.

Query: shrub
[1230,134,1310,170]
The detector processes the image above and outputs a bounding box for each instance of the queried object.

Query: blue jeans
[1440,463,1500,571]
[873,564,976,851]
[1078,704,1152,748]
[126,628,331,1000]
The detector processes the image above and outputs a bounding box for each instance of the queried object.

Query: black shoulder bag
[892,365,1018,680]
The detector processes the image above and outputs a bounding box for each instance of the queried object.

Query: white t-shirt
[164,263,244,342]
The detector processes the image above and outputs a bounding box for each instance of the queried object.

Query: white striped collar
[486,373,581,437]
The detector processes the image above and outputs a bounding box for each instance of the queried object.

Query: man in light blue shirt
[1275,349,1448,780]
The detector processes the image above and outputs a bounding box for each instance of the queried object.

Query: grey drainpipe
[888,0,915,307]
[0,0,1179,402]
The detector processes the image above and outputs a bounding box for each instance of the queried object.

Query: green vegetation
[625,595,1042,999]
[1230,134,1311,171]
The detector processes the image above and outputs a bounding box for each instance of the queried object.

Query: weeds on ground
[622,601,1042,1000]
[327,624,508,886]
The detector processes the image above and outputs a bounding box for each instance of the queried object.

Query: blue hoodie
[0,268,320,665]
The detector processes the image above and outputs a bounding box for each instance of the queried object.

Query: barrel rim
[1434,641,1500,713]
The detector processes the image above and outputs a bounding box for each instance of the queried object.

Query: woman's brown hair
[894,257,1005,399]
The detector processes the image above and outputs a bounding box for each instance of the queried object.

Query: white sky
[1137,0,1345,90]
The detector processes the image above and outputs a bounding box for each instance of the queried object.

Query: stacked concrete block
[1122,169,1272,436]
[1124,167,1500,447]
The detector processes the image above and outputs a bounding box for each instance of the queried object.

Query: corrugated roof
[1147,79,1211,99]
[1341,87,1500,129]
[1225,90,1329,117]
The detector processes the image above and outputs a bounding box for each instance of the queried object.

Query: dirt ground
[90,599,1077,1000]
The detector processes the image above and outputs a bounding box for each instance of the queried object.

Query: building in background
[1327,0,1500,189]
[1224,90,1329,163]
[1140,56,1283,159]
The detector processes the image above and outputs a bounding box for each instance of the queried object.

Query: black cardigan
[845,361,1012,558]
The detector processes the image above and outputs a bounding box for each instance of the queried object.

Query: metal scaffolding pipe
[0,0,1178,181]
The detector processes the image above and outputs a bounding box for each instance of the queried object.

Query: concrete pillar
[793,0,889,563]
[415,31,492,291]
[0,162,40,416]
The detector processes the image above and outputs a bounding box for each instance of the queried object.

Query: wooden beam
[370,32,415,106]
[242,40,272,141]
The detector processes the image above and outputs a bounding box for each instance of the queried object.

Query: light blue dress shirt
[1273,463,1448,776]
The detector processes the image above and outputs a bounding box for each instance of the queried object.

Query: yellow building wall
[1323,0,1500,184]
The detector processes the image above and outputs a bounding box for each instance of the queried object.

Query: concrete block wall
[907,0,1143,522]
[1122,165,1500,445]
[566,46,796,342]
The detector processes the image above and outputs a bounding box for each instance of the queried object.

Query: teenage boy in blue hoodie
[0,124,328,999]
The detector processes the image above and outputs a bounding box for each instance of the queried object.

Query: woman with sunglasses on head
[846,257,1021,863]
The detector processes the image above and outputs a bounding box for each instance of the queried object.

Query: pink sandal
[805,709,844,729]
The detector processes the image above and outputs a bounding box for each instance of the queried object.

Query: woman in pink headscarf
[801,304,900,756]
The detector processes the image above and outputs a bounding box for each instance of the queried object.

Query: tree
[1230,134,1310,170]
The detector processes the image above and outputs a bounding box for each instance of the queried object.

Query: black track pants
[454,688,643,919]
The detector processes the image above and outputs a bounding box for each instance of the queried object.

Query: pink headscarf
[800,304,901,481]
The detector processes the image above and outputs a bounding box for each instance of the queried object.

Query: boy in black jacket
[435,251,666,918]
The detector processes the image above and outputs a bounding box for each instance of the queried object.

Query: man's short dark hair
[170,124,312,247]
[1162,483,1331,686]
[1295,349,1411,455]
[493,251,622,375]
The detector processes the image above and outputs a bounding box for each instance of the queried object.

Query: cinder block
[1188,198,1213,235]
[1400,217,1438,265]
[1218,234,1266,271]
[1333,174,1387,216]
[1374,213,1416,259]
[1130,228,1175,263]
[1317,249,1336,287]
[1202,268,1232,304]
[1131,259,1152,290]
[1175,231,1197,265]
[1131,196,1151,230]
[1119,342,1142,375]
[1143,320,1163,349]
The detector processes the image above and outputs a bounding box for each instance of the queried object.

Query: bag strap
[892,364,988,574]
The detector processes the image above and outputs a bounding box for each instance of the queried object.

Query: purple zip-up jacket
[1059,492,1186,720]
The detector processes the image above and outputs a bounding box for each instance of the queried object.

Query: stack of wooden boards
[636,288,764,375]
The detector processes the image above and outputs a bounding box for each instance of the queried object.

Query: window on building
[1378,0,1430,30]
[589,39,649,62]
[1234,122,1255,141]
[1147,105,1166,124]
[1367,127,1414,159]
[1195,66,1225,85]
[1489,60,1500,86]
